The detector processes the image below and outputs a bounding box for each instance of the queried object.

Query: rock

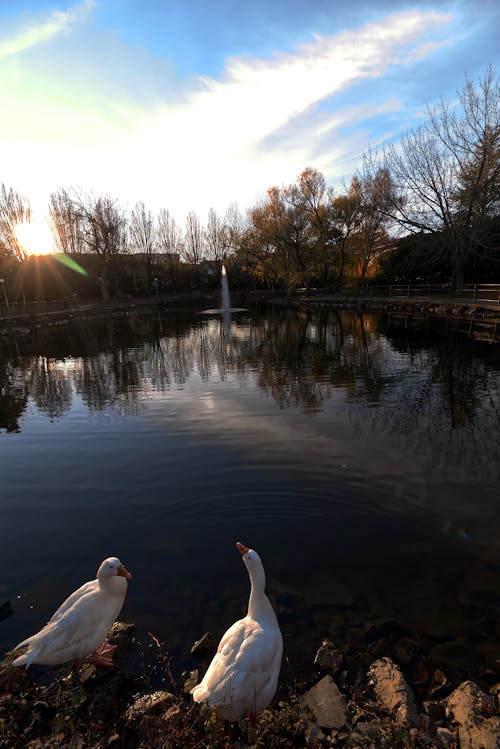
[364,618,411,644]
[328,612,346,640]
[427,668,452,699]
[446,680,500,749]
[368,657,418,727]
[162,704,181,724]
[304,722,326,744]
[423,700,446,722]
[490,682,500,700]
[125,690,175,722]
[407,660,431,686]
[314,640,344,676]
[300,675,347,729]
[347,720,392,747]
[436,726,455,748]
[78,664,97,684]
[303,573,354,608]
[446,680,496,724]
[190,632,214,656]
[429,637,474,672]
[183,669,199,693]
[0,601,13,622]
[108,621,135,648]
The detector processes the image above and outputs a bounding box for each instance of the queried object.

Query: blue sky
[0,0,498,229]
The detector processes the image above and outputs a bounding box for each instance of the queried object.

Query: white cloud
[127,9,451,218]
[0,7,452,224]
[0,0,94,59]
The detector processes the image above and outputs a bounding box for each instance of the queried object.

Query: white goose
[11,557,131,669]
[191,542,283,721]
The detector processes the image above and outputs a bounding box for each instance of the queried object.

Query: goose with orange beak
[191,542,283,721]
[11,557,131,669]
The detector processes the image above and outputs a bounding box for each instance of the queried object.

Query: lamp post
[153,277,159,298]
[0,278,9,312]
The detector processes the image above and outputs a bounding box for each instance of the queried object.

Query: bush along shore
[1,621,499,749]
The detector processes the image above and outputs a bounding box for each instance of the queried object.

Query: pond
[1,307,499,684]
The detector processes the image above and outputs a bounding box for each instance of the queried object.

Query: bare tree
[225,201,247,255]
[62,189,128,298]
[0,183,31,259]
[49,188,84,253]
[205,207,230,264]
[184,210,204,283]
[129,201,156,286]
[55,189,128,259]
[384,67,500,289]
[157,208,182,290]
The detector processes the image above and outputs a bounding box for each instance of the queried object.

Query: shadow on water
[1,307,500,682]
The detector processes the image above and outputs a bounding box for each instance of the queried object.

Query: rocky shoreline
[284,294,500,325]
[1,292,499,342]
[1,621,499,748]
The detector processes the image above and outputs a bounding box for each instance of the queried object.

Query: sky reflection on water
[1,308,499,679]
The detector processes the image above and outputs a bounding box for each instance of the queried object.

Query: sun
[15,218,56,256]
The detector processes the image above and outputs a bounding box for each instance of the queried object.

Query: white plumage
[191,542,283,721]
[11,557,131,668]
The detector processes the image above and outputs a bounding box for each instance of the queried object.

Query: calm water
[1,307,500,680]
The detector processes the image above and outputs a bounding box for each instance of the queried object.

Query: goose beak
[236,542,250,556]
[117,565,132,580]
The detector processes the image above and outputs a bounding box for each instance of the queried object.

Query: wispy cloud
[0,0,94,59]
[130,9,451,214]
[0,6,453,222]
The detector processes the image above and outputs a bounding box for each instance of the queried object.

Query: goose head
[237,542,265,592]
[97,557,132,581]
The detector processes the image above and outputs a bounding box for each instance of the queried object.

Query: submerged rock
[190,631,215,656]
[0,601,13,622]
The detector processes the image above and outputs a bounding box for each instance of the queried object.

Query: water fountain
[200,264,246,315]
[220,264,231,311]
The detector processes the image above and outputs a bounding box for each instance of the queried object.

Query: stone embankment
[281,292,500,321]
[1,622,499,748]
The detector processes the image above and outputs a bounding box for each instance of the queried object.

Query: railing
[462,284,500,304]
[367,284,452,299]
[0,296,86,317]
[367,283,500,305]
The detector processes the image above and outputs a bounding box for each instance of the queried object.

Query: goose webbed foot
[74,641,117,668]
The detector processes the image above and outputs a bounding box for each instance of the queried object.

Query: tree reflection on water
[1,309,499,480]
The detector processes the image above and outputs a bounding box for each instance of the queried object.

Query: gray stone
[436,727,455,748]
[314,640,344,675]
[125,690,175,722]
[304,722,326,744]
[300,675,347,729]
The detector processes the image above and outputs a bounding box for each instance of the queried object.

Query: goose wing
[13,587,114,666]
[192,616,282,714]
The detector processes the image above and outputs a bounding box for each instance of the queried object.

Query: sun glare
[16,219,55,256]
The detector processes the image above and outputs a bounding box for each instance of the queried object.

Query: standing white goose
[191,542,283,721]
[11,557,131,669]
